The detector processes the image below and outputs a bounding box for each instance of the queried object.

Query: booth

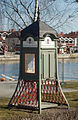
[8,18,69,114]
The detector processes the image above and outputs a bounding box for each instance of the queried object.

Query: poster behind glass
[25,54,35,73]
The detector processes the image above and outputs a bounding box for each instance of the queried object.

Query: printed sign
[23,37,38,47]
[41,37,55,48]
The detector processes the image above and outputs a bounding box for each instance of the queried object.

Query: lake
[0,61,19,80]
[0,59,78,81]
[58,58,78,81]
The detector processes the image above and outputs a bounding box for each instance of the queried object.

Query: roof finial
[34,0,38,22]
[37,6,40,21]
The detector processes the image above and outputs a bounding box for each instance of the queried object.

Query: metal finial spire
[34,0,38,22]
[37,6,40,21]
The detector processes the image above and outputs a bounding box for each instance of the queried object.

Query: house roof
[21,20,57,38]
[57,31,78,38]
[63,32,78,38]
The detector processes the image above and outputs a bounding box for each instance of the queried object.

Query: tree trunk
[34,0,38,22]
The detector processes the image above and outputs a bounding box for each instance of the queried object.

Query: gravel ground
[7,107,78,120]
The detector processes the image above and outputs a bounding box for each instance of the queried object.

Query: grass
[61,81,78,89]
[61,81,78,107]
[64,91,78,107]
[0,98,31,120]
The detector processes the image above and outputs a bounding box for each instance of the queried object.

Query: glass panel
[25,54,35,73]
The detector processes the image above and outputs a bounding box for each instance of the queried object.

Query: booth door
[41,51,56,80]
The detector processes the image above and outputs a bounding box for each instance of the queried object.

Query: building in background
[6,29,21,52]
[0,31,11,41]
[0,31,9,54]
[57,32,78,54]
[1,30,78,54]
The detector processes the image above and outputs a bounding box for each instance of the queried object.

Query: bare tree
[1,0,78,32]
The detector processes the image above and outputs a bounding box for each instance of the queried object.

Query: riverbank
[58,53,78,59]
[0,53,20,61]
[0,53,78,61]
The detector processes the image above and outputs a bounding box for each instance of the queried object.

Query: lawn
[61,81,78,89]
[0,98,28,120]
[64,91,78,107]
[61,81,78,107]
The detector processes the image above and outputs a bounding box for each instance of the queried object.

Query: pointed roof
[21,20,57,38]
[39,21,57,37]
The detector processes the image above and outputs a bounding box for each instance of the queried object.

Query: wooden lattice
[41,80,68,105]
[9,79,68,109]
[9,80,38,108]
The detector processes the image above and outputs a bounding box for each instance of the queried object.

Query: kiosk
[8,17,69,114]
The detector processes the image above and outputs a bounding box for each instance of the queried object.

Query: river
[0,59,78,81]
[0,61,19,80]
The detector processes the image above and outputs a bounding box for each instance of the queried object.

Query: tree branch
[19,0,34,22]
[10,0,27,26]
[6,11,23,29]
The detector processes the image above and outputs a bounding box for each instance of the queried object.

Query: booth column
[38,38,41,114]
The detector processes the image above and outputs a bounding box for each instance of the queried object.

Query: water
[58,58,78,81]
[0,59,78,81]
[0,61,19,80]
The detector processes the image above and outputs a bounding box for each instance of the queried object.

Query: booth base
[8,79,69,112]
[41,102,58,109]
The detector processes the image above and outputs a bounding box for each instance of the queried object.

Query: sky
[1,0,78,34]
[52,0,78,33]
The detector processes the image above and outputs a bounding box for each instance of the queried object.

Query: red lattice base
[9,79,68,109]
[9,80,38,108]
[41,80,68,105]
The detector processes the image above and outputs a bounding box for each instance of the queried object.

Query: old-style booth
[8,19,69,113]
